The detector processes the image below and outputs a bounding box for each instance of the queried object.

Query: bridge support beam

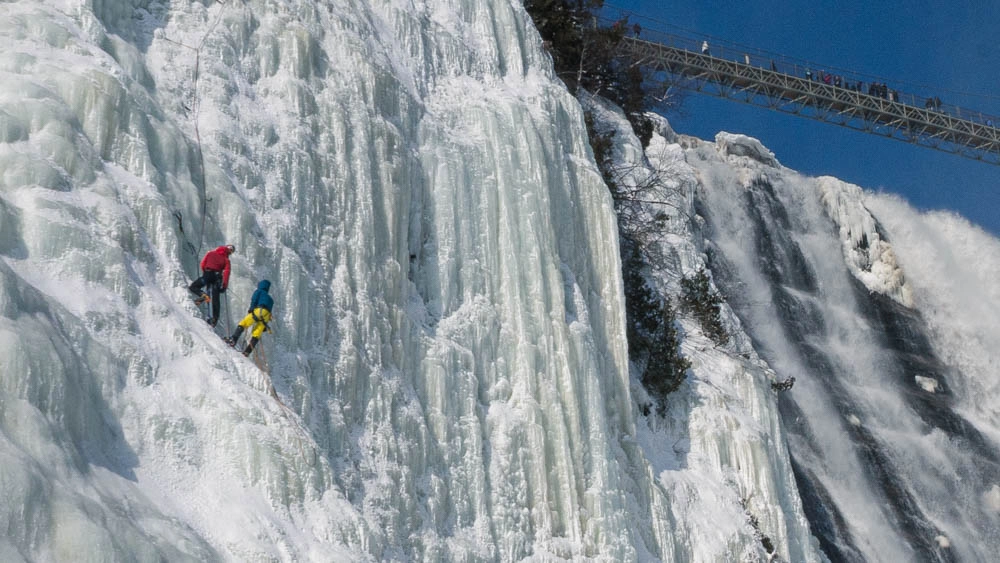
[617,36,1000,165]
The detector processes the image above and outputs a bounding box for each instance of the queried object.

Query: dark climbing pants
[189,270,223,323]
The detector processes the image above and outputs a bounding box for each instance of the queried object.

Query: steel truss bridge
[613,30,1000,165]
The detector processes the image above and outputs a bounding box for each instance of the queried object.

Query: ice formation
[582,98,822,562]
[681,127,1000,561]
[1,0,699,559]
[714,132,779,168]
[1,0,998,560]
[818,176,912,306]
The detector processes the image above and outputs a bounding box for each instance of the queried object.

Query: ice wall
[0,0,683,560]
[584,97,824,562]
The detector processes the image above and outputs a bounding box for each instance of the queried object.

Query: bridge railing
[613,34,1000,161]
[598,15,1000,129]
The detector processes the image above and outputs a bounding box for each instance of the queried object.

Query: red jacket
[200,246,233,288]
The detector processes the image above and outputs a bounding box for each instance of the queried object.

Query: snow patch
[915,375,939,393]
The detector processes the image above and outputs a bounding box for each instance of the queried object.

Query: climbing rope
[223,291,232,336]
[159,7,307,461]
[253,329,271,376]
[158,1,231,259]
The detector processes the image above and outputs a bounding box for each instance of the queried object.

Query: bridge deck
[616,34,1000,165]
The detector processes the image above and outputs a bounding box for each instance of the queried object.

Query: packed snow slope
[0,0,821,561]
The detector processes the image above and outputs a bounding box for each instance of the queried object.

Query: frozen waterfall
[3,0,995,561]
[685,132,1000,562]
[1,0,677,559]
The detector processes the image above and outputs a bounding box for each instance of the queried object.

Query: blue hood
[249,280,275,312]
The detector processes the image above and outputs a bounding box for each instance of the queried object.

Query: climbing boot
[243,336,259,357]
[225,326,245,347]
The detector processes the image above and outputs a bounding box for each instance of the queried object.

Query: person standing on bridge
[702,41,710,55]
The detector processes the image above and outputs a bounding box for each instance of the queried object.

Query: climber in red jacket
[188,244,235,327]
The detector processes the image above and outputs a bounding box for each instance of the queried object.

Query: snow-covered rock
[715,132,779,168]
[581,103,822,562]
[818,177,912,306]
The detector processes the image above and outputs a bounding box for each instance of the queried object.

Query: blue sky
[604,1,1000,235]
